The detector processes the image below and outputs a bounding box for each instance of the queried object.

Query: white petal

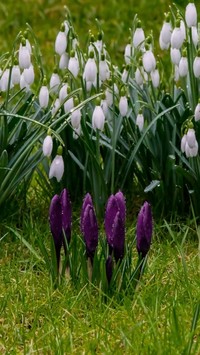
[136,113,144,131]
[142,50,156,73]
[19,46,31,69]
[71,109,81,128]
[49,155,64,182]
[59,52,69,70]
[55,31,67,55]
[39,86,49,108]
[133,28,145,48]
[43,135,53,157]
[185,3,197,27]
[119,96,128,117]
[68,57,79,78]
[195,103,200,121]
[171,28,184,49]
[92,106,105,131]
[50,73,60,93]
[187,128,196,148]
[179,57,188,77]
[193,57,200,78]
[11,65,21,85]
[23,64,34,85]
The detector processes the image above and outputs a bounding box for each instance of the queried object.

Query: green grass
[1,217,200,353]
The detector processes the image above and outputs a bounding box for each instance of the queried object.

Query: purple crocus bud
[80,193,93,233]
[104,194,119,251]
[81,202,98,261]
[115,191,126,223]
[112,211,125,262]
[49,194,62,268]
[106,255,113,284]
[136,201,153,258]
[60,188,72,245]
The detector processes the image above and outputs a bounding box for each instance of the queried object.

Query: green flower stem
[187,28,197,110]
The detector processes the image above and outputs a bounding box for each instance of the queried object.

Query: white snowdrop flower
[194,102,200,121]
[43,134,53,157]
[119,96,128,117]
[170,48,181,65]
[85,81,93,92]
[0,69,2,91]
[99,55,110,82]
[19,42,31,69]
[64,20,70,35]
[135,66,145,86]
[101,99,109,118]
[185,140,198,157]
[124,43,132,64]
[193,56,200,78]
[72,37,79,50]
[114,82,119,95]
[52,98,60,116]
[151,69,160,88]
[23,64,34,85]
[68,52,79,78]
[11,65,21,85]
[133,22,145,49]
[39,84,49,109]
[71,108,81,129]
[122,67,129,83]
[1,69,13,92]
[171,26,184,49]
[105,88,113,106]
[159,33,170,50]
[64,97,74,114]
[187,128,196,148]
[192,26,198,47]
[49,147,64,182]
[174,65,180,82]
[136,112,144,131]
[160,21,172,45]
[83,53,97,82]
[59,52,69,70]
[180,20,186,40]
[73,124,81,139]
[55,28,67,55]
[92,105,105,131]
[23,39,32,54]
[50,72,60,93]
[20,72,30,91]
[179,56,188,77]
[142,49,156,73]
[181,134,187,153]
[59,83,68,104]
[185,2,197,28]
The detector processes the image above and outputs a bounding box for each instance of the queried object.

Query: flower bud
[50,72,60,93]
[185,3,197,28]
[136,201,153,258]
[68,53,79,78]
[194,102,200,121]
[43,134,53,157]
[171,27,184,49]
[23,64,35,85]
[136,112,144,131]
[193,56,200,78]
[142,50,156,73]
[55,30,67,55]
[133,24,145,49]
[19,45,31,69]
[11,65,21,85]
[179,56,188,77]
[119,96,128,117]
[39,85,49,108]
[92,105,105,131]
[49,146,64,182]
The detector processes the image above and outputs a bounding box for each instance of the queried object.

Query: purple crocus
[136,201,153,258]
[81,193,98,262]
[49,188,72,269]
[105,191,126,262]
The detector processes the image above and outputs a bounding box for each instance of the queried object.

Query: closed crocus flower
[136,201,153,258]
[179,53,188,77]
[195,102,200,121]
[151,68,160,88]
[23,64,34,85]
[19,39,31,69]
[43,132,53,157]
[39,81,49,108]
[83,51,97,83]
[11,64,21,85]
[136,111,144,131]
[50,71,60,93]
[68,51,79,78]
[55,25,67,55]
[170,48,181,65]
[185,2,197,28]
[49,146,64,182]
[133,21,145,49]
[171,22,184,49]
[81,194,98,261]
[59,52,69,70]
[142,49,156,73]
[81,193,93,233]
[92,103,105,131]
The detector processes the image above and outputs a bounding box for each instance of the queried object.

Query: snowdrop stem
[187,28,197,110]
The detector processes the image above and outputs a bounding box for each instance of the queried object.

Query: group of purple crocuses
[49,188,153,284]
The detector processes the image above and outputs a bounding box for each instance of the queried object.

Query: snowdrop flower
[59,83,68,104]
[135,64,147,86]
[133,21,145,49]
[124,43,132,64]
[185,2,197,28]
[92,102,105,131]
[151,68,160,88]
[174,65,180,82]
[187,128,196,148]
[180,20,186,41]
[73,124,81,139]
[59,52,69,70]
[39,80,49,109]
[24,38,32,55]
[11,64,21,85]
[159,33,170,50]
[171,21,185,49]
[99,54,110,82]
[194,101,200,121]
[136,111,144,131]
[18,39,31,69]
[83,51,97,83]
[52,98,60,116]
[160,16,172,46]
[50,71,60,93]
[142,49,156,73]
[43,132,53,157]
[105,87,113,107]
[181,134,187,153]
[170,48,181,65]
[192,26,198,47]
[193,54,200,78]
[179,51,188,77]
[68,50,79,78]
[122,65,129,83]
[55,24,67,55]
[71,99,81,128]
[20,72,30,91]
[64,97,74,114]
[182,128,199,157]
[49,146,64,182]
[119,96,128,117]
[23,64,34,85]
[94,32,103,55]
[101,98,109,118]
[64,20,70,35]
[1,69,13,92]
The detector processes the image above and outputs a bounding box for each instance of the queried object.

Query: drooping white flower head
[159,33,170,50]
[52,98,60,116]
[192,26,198,47]
[151,68,160,88]
[101,98,109,118]
[171,21,185,49]
[160,19,172,46]
[59,83,68,104]
[64,97,74,114]
[20,72,30,91]
[50,71,60,93]
[180,20,186,41]
[185,2,197,28]
[39,80,49,109]
[136,111,144,131]
[135,65,147,86]
[119,96,128,117]
[133,21,145,49]
[23,64,35,85]
[179,54,188,77]
[18,39,31,69]
[68,51,79,78]
[83,51,97,83]
[43,133,53,157]
[92,103,105,131]
[1,69,13,92]
[194,102,200,121]
[73,124,82,139]
[122,66,129,83]
[174,65,180,82]
[142,49,156,73]
[11,64,21,85]
[59,52,69,70]
[71,108,81,129]
[187,128,197,148]
[193,55,200,78]
[181,134,187,153]
[170,48,181,65]
[99,54,110,82]
[49,146,64,182]
[55,24,67,55]
[124,43,132,64]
